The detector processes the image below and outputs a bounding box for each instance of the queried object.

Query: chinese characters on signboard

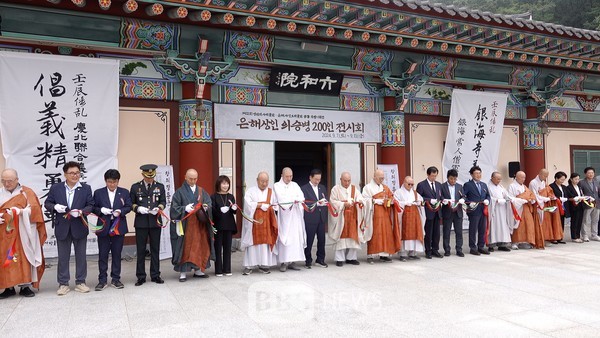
[269,66,343,96]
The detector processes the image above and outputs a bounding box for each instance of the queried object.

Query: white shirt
[311,183,319,200]
[108,188,116,207]
[448,184,455,200]
[65,181,82,208]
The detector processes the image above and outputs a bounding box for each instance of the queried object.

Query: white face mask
[220,206,230,214]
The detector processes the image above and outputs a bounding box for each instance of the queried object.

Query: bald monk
[529,169,562,244]
[508,171,544,249]
[394,176,425,261]
[362,169,401,264]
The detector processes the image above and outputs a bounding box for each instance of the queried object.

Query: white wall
[409,121,520,186]
[546,127,600,174]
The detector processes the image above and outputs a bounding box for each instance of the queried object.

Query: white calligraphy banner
[442,89,508,184]
[377,164,400,192]
[214,103,381,143]
[156,165,174,260]
[0,51,119,257]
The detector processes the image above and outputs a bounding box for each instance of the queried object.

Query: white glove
[8,207,21,216]
[458,198,465,205]
[101,207,112,215]
[149,207,159,215]
[374,199,384,205]
[54,204,67,213]
[185,204,194,213]
[220,206,230,214]
[317,198,327,206]
[231,204,238,211]
[497,199,506,205]
[137,206,149,214]
[69,209,81,218]
[574,196,581,202]
[541,196,551,202]
[112,209,121,217]
[560,197,567,203]
[442,199,449,205]
[469,202,477,208]
[483,199,489,206]
[591,197,596,202]
[260,203,269,211]
[430,199,438,204]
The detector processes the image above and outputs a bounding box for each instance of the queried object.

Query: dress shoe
[470,249,481,256]
[315,261,328,268]
[498,246,511,252]
[151,277,164,284]
[346,260,360,265]
[288,262,301,271]
[19,287,35,297]
[408,255,421,260]
[399,256,407,262]
[488,247,495,252]
[444,252,451,257]
[135,279,146,286]
[304,263,312,269]
[0,287,16,299]
[336,261,344,267]
[456,252,465,257]
[432,251,443,258]
[478,248,490,255]
[258,267,270,274]
[243,268,253,275]
[557,240,567,244]
[367,258,374,264]
[379,256,392,262]
[425,254,432,259]
[550,241,559,244]
[193,274,209,279]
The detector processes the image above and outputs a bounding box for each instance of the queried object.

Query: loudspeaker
[508,162,520,178]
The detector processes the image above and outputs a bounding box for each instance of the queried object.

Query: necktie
[147,183,151,192]
[431,182,435,194]
[477,182,481,194]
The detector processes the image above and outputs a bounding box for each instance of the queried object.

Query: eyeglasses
[66,171,81,176]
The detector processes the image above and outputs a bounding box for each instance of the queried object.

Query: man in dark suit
[130,164,167,286]
[416,166,443,259]
[549,171,568,244]
[463,166,491,256]
[44,161,94,296]
[440,169,465,257]
[301,169,328,268]
[92,169,132,291]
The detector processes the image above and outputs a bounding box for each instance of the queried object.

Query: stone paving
[2,226,600,337]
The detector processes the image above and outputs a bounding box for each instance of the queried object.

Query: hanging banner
[214,104,381,143]
[442,89,508,184]
[377,164,400,192]
[155,165,175,260]
[269,66,344,96]
[0,51,119,257]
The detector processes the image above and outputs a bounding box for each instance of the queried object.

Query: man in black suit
[92,169,132,291]
[440,169,465,257]
[44,161,94,296]
[462,166,491,255]
[130,164,167,286]
[549,171,568,244]
[301,169,328,268]
[416,166,443,259]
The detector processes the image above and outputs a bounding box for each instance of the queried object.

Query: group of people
[1,162,598,298]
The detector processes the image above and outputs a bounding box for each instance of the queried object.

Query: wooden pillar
[178,82,214,190]
[380,96,407,178]
[522,106,545,180]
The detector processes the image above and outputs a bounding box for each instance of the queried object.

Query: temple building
[1,0,599,234]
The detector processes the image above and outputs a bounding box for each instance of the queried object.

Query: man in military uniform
[130,164,167,286]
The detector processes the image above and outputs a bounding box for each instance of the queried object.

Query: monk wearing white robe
[329,172,364,267]
[529,169,551,222]
[273,167,306,272]
[241,172,278,275]
[362,169,401,264]
[394,176,424,260]
[487,172,513,251]
[508,171,544,249]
